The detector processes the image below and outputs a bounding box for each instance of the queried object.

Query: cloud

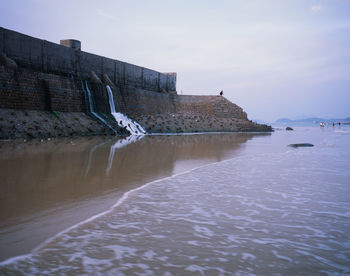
[311,5,323,12]
[97,9,117,21]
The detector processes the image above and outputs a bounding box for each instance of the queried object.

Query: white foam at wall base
[106,85,146,136]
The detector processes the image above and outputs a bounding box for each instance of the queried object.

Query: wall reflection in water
[0,132,269,260]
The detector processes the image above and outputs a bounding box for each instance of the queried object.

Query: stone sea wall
[0,27,271,139]
[0,27,176,92]
[119,89,269,133]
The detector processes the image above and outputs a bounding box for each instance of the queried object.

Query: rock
[288,143,314,148]
[286,127,294,131]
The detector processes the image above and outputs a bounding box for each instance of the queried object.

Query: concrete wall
[0,27,176,92]
[0,27,261,133]
[119,86,177,115]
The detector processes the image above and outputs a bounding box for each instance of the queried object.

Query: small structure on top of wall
[60,39,81,51]
[163,72,177,93]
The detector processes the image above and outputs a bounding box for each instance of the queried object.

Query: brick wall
[0,66,84,112]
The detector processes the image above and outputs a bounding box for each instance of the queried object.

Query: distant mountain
[275,117,350,124]
[275,118,292,123]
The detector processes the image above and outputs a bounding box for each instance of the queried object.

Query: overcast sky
[1,0,349,121]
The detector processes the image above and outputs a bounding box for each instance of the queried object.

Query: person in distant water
[338,122,341,126]
[219,90,223,96]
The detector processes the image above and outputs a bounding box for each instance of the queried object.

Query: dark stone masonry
[0,27,272,139]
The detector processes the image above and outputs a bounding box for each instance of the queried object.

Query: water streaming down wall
[106,85,146,135]
[83,81,118,134]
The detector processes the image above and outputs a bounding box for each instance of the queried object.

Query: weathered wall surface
[0,66,84,112]
[0,27,176,92]
[0,65,246,120]
[0,27,272,139]
[174,95,248,120]
[0,65,271,138]
[118,86,177,115]
[121,91,270,133]
[120,90,248,120]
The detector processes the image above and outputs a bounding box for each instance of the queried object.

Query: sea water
[0,126,349,275]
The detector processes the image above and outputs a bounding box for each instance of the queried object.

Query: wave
[0,148,288,267]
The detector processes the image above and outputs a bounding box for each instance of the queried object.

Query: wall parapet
[0,27,176,93]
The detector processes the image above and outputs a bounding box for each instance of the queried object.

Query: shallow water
[0,132,259,262]
[1,127,350,275]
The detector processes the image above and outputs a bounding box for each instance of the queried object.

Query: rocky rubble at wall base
[133,113,272,133]
[0,109,125,140]
[0,109,272,140]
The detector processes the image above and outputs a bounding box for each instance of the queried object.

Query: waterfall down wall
[84,82,118,134]
[106,85,146,135]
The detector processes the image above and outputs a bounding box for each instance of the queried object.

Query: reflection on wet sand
[0,132,268,261]
[106,135,145,175]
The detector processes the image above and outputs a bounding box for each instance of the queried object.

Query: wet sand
[1,127,349,275]
[0,132,268,261]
